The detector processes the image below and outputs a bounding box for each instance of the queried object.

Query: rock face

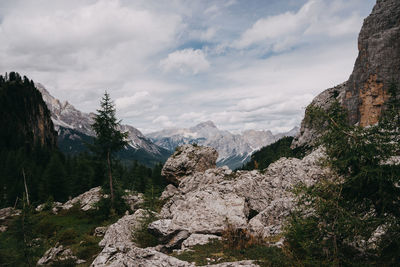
[161,144,218,185]
[344,0,400,126]
[0,74,57,151]
[152,145,328,243]
[293,0,400,148]
[291,83,346,148]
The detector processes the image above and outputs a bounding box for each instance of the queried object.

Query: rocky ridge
[293,0,400,148]
[36,83,169,160]
[148,121,299,169]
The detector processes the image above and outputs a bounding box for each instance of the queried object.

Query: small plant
[222,223,263,250]
[132,210,159,248]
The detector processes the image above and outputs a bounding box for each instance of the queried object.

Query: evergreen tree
[285,85,400,265]
[90,92,128,206]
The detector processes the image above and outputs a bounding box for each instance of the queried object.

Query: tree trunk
[22,168,30,206]
[107,149,114,206]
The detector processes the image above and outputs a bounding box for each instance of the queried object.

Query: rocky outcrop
[152,145,328,244]
[344,0,400,126]
[91,209,193,267]
[37,243,85,265]
[293,0,400,148]
[0,73,57,151]
[161,144,218,185]
[291,83,346,148]
[62,187,103,211]
[91,208,259,266]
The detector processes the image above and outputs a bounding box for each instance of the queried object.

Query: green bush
[56,228,78,245]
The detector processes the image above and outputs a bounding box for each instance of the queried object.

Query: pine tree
[91,92,128,206]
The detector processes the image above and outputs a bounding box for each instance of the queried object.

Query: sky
[0,0,376,134]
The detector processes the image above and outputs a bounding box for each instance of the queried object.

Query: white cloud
[159,48,210,74]
[235,0,364,52]
[152,115,174,128]
[0,0,376,134]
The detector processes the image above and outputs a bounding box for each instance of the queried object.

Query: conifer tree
[91,92,128,206]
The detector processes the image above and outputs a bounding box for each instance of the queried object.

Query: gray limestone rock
[292,0,400,148]
[154,147,327,241]
[161,144,218,185]
[181,234,221,251]
[62,186,102,211]
[344,0,400,126]
[37,243,84,265]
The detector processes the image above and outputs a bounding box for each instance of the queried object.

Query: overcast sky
[0,0,375,134]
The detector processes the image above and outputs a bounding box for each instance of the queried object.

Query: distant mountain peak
[193,121,217,129]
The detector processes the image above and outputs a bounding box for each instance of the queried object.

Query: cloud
[159,48,210,74]
[0,0,376,134]
[152,115,174,128]
[234,0,364,52]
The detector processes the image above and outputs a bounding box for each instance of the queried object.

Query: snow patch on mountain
[147,122,299,169]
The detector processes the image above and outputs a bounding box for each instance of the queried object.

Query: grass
[0,203,120,266]
[172,239,294,267]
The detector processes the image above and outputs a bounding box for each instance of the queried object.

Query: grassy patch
[0,204,119,266]
[172,239,293,267]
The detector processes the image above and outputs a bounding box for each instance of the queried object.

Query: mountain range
[37,83,298,168]
[147,122,298,169]
[36,84,171,166]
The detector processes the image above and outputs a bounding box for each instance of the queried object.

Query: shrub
[132,211,159,248]
[56,228,78,245]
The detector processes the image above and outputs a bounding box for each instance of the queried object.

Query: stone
[37,243,81,265]
[36,202,63,214]
[209,261,259,267]
[122,191,144,211]
[181,234,221,251]
[164,230,190,251]
[161,144,218,185]
[99,209,151,248]
[91,245,194,267]
[94,226,108,237]
[0,207,20,220]
[62,186,102,211]
[160,184,179,200]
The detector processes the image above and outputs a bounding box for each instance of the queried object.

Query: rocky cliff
[293,0,400,148]
[0,73,57,150]
[344,0,400,126]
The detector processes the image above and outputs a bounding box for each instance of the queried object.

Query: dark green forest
[0,72,166,209]
[241,136,306,171]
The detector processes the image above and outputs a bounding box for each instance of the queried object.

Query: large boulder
[161,144,218,185]
[62,186,103,211]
